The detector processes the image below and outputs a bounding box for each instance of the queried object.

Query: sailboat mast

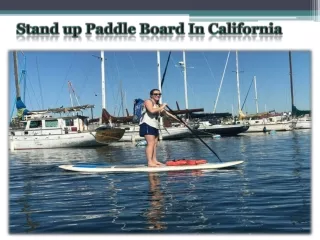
[157,51,163,138]
[120,80,125,116]
[235,51,241,113]
[213,51,230,113]
[13,51,21,98]
[157,51,162,104]
[254,76,259,113]
[183,51,189,109]
[289,51,294,116]
[101,51,106,109]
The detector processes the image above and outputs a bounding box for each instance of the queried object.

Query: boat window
[45,120,58,128]
[29,120,42,128]
[65,119,74,126]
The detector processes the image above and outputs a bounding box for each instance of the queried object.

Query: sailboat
[9,51,125,150]
[187,51,249,136]
[93,51,126,143]
[288,51,311,129]
[237,76,293,132]
[233,51,293,133]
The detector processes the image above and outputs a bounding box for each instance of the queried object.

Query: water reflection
[145,173,166,230]
[12,176,39,233]
[9,131,311,233]
[10,147,102,165]
[290,131,311,226]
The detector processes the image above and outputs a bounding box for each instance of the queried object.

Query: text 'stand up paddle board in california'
[58,160,244,173]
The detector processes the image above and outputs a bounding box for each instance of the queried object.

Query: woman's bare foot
[151,159,163,166]
[148,162,160,167]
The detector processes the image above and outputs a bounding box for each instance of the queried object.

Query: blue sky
[9,50,311,118]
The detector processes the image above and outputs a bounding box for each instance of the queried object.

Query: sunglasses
[153,93,162,96]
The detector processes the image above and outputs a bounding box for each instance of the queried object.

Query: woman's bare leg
[152,136,163,165]
[145,135,159,167]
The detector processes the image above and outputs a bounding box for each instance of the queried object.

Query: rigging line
[241,77,254,111]
[113,52,121,104]
[78,70,89,100]
[170,53,195,92]
[171,53,198,110]
[114,84,121,116]
[170,55,184,77]
[78,61,94,100]
[26,85,34,110]
[117,85,122,117]
[202,52,216,82]
[113,52,121,81]
[120,80,125,117]
[54,56,74,107]
[112,87,118,116]
[36,56,44,109]
[108,59,118,116]
[70,81,81,106]
[105,57,118,112]
[127,53,145,90]
[25,72,41,109]
[166,54,184,97]
[124,90,128,113]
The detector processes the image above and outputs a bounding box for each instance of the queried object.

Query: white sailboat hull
[119,126,191,142]
[295,121,311,129]
[294,116,311,129]
[245,122,293,132]
[9,131,104,150]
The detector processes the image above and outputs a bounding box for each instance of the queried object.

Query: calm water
[9,130,311,234]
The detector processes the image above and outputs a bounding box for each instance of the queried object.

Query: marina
[8,50,312,234]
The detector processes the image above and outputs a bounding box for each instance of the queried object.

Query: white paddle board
[58,160,244,173]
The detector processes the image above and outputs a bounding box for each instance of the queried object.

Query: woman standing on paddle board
[139,89,179,167]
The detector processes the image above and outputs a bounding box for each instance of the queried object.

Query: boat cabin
[10,115,90,136]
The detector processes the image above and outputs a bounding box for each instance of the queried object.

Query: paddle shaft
[166,105,222,162]
[159,52,222,162]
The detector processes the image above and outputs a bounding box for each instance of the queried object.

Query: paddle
[166,105,223,162]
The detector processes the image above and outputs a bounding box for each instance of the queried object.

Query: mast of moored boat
[13,51,21,99]
[157,51,163,140]
[182,51,189,110]
[253,76,259,114]
[101,51,106,110]
[235,51,241,115]
[213,51,230,113]
[289,51,295,118]
[157,51,162,105]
